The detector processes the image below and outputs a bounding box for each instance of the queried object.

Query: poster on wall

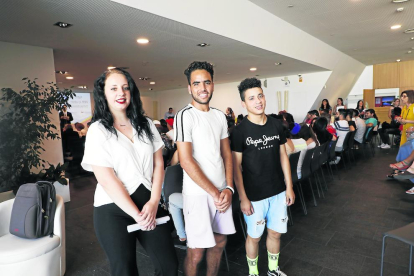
[67,93,92,124]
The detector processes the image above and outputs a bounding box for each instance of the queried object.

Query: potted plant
[0,78,76,199]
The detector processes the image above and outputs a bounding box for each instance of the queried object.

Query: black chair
[347,131,356,162]
[298,148,318,208]
[362,127,375,157]
[289,152,307,215]
[316,142,330,190]
[310,145,326,198]
[337,131,352,169]
[328,140,339,178]
[163,164,183,206]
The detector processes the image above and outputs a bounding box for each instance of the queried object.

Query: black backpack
[9,181,57,239]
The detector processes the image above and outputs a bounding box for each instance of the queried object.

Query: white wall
[155,71,331,123]
[0,41,63,170]
[115,0,366,113]
[347,65,373,108]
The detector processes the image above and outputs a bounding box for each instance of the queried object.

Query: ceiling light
[55,70,68,74]
[149,88,153,91]
[391,25,402,29]
[411,37,414,40]
[404,28,414,34]
[54,22,72,28]
[150,82,155,85]
[197,43,210,47]
[137,38,149,44]
[408,51,412,54]
[392,0,410,3]
[288,5,294,7]
[396,59,401,62]
[396,7,404,12]
[138,77,150,80]
[66,77,74,80]
[275,62,282,66]
[108,66,116,70]
[250,68,257,71]
[77,86,87,89]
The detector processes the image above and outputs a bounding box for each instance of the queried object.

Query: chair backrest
[300,147,316,180]
[348,131,356,149]
[342,131,352,151]
[163,164,183,205]
[288,151,301,184]
[318,142,330,165]
[311,145,325,171]
[329,139,338,160]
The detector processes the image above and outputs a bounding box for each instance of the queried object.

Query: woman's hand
[137,200,158,231]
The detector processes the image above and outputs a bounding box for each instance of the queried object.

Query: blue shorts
[243,192,288,239]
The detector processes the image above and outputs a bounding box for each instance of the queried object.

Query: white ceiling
[0,0,325,93]
[250,0,414,65]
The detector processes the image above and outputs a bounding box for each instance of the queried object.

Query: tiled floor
[65,147,414,276]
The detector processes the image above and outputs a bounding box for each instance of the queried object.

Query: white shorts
[183,194,236,249]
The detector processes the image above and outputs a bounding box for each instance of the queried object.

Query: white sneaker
[381,144,391,149]
[378,143,385,148]
[335,156,341,164]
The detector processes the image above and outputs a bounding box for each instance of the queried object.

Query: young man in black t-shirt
[231,78,295,276]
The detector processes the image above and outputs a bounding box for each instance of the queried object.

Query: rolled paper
[127,216,170,233]
[277,91,282,112]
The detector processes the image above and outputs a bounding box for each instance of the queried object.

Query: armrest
[0,198,15,237]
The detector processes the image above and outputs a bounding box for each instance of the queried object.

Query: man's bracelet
[225,186,234,194]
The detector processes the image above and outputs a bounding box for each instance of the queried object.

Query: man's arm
[279,144,295,206]
[68,112,73,122]
[232,151,254,215]
[177,141,220,201]
[215,138,233,212]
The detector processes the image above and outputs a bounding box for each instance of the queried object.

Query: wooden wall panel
[400,87,414,94]
[363,89,375,109]
[399,60,414,88]
[374,107,389,124]
[373,63,399,89]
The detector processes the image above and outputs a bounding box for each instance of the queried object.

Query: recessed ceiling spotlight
[250,67,257,71]
[392,0,410,3]
[108,66,116,70]
[404,28,414,34]
[197,43,210,47]
[66,76,74,80]
[137,38,149,44]
[54,22,72,28]
[77,86,87,89]
[396,7,404,12]
[55,70,68,74]
[149,88,153,91]
[150,82,155,85]
[407,51,412,54]
[138,77,150,80]
[255,75,260,77]
[396,59,401,62]
[411,37,414,40]
[275,62,282,66]
[391,24,402,29]
[288,5,294,7]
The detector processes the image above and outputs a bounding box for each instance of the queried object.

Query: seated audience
[290,123,308,179]
[226,107,235,120]
[356,99,365,118]
[389,126,414,171]
[332,109,349,152]
[236,114,244,125]
[333,97,346,115]
[365,109,378,139]
[378,105,401,149]
[345,110,356,132]
[319,99,332,116]
[352,109,366,145]
[305,110,319,125]
[312,117,336,145]
[297,123,318,149]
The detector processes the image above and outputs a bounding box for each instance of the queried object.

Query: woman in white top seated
[81,68,178,276]
[333,97,346,116]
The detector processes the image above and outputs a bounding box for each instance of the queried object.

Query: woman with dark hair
[356,100,365,118]
[333,98,346,115]
[396,90,414,146]
[312,117,337,145]
[282,112,295,130]
[226,107,235,120]
[81,68,178,276]
[319,99,332,115]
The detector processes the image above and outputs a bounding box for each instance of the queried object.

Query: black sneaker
[268,266,287,276]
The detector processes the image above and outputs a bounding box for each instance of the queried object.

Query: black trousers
[94,185,178,276]
[378,122,400,144]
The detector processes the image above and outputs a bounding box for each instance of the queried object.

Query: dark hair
[338,109,347,119]
[282,123,292,139]
[227,118,235,129]
[356,100,364,109]
[169,107,173,110]
[312,117,332,144]
[337,98,344,106]
[74,122,85,131]
[282,112,295,130]
[87,121,92,127]
[308,110,319,117]
[394,106,402,116]
[237,114,244,121]
[401,90,414,104]
[184,61,214,85]
[365,108,378,120]
[352,109,359,117]
[91,68,153,142]
[237,78,262,101]
[160,119,168,128]
[320,99,331,110]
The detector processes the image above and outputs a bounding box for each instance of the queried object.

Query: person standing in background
[59,104,73,129]
[164,107,175,119]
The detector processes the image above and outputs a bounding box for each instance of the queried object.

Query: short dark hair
[184,61,214,85]
[352,109,359,117]
[237,78,262,101]
[308,110,319,117]
[338,109,347,119]
[169,107,172,110]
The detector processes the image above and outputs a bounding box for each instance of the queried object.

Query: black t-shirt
[230,116,287,201]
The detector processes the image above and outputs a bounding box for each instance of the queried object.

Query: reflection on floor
[65,148,414,276]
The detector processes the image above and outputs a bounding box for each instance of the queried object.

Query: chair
[362,127,375,157]
[298,148,318,209]
[380,222,414,276]
[289,152,307,215]
[337,131,352,169]
[310,145,326,198]
[347,131,356,162]
[328,140,339,178]
[0,195,66,276]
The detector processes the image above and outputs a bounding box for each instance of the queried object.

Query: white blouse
[81,119,164,207]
